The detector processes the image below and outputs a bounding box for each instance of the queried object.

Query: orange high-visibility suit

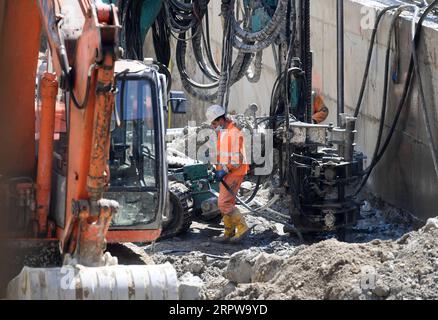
[312,92,329,124]
[216,120,249,215]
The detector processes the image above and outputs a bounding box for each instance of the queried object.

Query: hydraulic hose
[192,27,221,82]
[411,4,438,179]
[217,179,303,240]
[355,1,438,194]
[354,5,399,118]
[231,0,288,43]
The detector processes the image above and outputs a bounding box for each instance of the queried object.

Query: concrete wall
[310,0,438,220]
[152,0,438,220]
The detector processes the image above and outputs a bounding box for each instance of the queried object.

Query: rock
[251,253,285,283]
[205,257,215,266]
[381,251,395,262]
[179,272,204,300]
[348,284,362,299]
[417,266,434,276]
[396,234,410,245]
[220,282,237,298]
[373,281,390,298]
[212,260,228,269]
[422,218,438,233]
[183,260,204,274]
[240,181,254,196]
[224,249,260,284]
[361,201,372,213]
[383,261,395,272]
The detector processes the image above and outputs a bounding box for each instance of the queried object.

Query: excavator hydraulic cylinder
[36,72,58,237]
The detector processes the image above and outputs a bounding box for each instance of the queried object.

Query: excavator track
[160,182,194,240]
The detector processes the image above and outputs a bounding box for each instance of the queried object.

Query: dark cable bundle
[172,0,280,106]
[119,0,145,60]
[164,0,209,35]
[152,7,172,65]
[354,0,438,195]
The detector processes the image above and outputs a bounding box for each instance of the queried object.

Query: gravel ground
[106,184,432,300]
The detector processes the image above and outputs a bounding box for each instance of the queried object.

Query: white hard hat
[206,104,226,124]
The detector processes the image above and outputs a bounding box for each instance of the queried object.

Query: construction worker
[206,105,251,244]
[274,89,329,123]
[311,89,329,124]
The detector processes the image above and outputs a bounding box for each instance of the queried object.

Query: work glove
[214,169,228,182]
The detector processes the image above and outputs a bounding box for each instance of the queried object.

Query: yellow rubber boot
[229,209,250,244]
[212,214,235,243]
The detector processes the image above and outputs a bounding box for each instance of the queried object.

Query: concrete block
[178,272,204,300]
[251,253,285,283]
[224,249,260,284]
[422,218,438,233]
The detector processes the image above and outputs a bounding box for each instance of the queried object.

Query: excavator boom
[0,0,176,299]
[0,0,41,178]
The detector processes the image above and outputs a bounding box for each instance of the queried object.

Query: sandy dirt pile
[226,218,438,300]
[129,183,428,300]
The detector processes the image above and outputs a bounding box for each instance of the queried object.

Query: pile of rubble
[144,215,437,300]
[225,217,438,300]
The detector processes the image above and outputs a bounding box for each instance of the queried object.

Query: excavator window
[107,77,160,228]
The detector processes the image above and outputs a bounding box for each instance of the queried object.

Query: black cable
[69,63,95,109]
[411,3,438,178]
[152,7,171,65]
[119,0,145,60]
[365,8,408,175]
[192,26,220,81]
[355,1,438,195]
[354,5,399,118]
[155,60,173,92]
[243,176,262,204]
[203,9,221,75]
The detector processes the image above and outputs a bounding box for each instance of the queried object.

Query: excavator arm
[0,0,180,300]
[0,0,41,178]
[1,0,122,264]
[37,0,122,266]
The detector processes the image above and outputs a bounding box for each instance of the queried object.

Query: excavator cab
[47,59,169,244]
[105,60,169,236]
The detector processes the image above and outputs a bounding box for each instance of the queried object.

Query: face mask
[214,125,223,133]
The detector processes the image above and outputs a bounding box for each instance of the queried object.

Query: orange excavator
[0,0,179,299]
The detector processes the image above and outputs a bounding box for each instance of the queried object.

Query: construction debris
[226,218,438,300]
[113,179,434,301]
[178,272,205,300]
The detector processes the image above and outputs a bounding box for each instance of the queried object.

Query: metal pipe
[36,72,58,237]
[337,0,345,125]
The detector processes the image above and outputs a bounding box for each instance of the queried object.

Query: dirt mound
[226,218,438,300]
